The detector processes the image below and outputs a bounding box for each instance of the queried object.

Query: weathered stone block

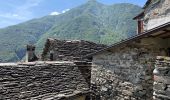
[145,76,152,80]
[154,82,166,91]
[122,90,133,96]
[154,75,170,84]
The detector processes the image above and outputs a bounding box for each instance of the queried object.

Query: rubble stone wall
[91,42,159,100]
[0,61,91,100]
[153,56,170,100]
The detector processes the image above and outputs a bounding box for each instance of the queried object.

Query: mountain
[0,0,142,62]
[0,16,58,62]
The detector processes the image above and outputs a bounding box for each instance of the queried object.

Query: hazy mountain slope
[0,0,142,62]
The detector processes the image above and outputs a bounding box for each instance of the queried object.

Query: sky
[0,0,147,28]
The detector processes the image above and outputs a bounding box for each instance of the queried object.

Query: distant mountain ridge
[0,0,142,62]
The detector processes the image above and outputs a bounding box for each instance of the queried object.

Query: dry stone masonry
[153,56,170,100]
[0,61,91,100]
[91,44,155,100]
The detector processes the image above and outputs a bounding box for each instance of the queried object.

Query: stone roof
[32,90,90,100]
[143,0,151,9]
[0,61,90,99]
[41,38,107,61]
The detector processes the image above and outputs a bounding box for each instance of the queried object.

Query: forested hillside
[0,0,142,62]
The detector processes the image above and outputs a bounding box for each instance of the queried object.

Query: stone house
[1,0,170,100]
[85,0,170,100]
[0,39,106,100]
[134,0,170,33]
[41,38,106,61]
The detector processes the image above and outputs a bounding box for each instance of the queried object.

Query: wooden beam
[160,33,170,39]
[151,31,167,37]
[162,35,170,39]
[151,28,170,37]
[151,30,165,35]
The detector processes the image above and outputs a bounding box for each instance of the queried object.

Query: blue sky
[0,0,147,28]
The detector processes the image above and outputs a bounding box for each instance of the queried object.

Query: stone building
[134,0,170,33]
[0,38,106,100]
[85,0,170,99]
[1,0,170,100]
[41,38,106,61]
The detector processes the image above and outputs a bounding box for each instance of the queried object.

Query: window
[138,20,144,34]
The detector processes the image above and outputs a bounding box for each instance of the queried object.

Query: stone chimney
[25,45,38,62]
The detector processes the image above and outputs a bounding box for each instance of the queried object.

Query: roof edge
[143,0,151,9]
[84,21,170,58]
[133,11,144,20]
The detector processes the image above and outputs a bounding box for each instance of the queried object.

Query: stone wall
[153,56,170,100]
[144,0,170,30]
[0,61,91,100]
[91,42,157,100]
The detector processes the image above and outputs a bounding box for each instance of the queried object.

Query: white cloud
[50,12,60,16]
[0,0,44,28]
[12,14,19,17]
[62,9,70,13]
[50,8,70,16]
